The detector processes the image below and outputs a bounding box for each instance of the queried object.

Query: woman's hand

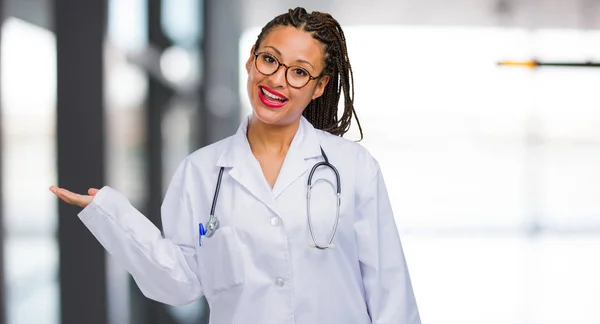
[49,186,100,208]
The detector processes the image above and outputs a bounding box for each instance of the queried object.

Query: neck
[247,115,301,156]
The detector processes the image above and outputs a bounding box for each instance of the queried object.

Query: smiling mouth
[258,86,288,108]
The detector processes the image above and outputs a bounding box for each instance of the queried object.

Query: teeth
[262,88,285,101]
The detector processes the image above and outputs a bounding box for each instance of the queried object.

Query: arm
[354,162,421,324]
[77,159,203,306]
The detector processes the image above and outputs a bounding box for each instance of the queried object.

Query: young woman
[50,7,421,324]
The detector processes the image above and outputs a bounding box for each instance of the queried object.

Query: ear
[311,75,330,100]
[245,46,255,73]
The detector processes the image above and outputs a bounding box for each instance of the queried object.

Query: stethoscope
[199,147,341,250]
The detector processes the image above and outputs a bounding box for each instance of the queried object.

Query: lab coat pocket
[197,226,244,298]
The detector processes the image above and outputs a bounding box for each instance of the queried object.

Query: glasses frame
[253,52,322,89]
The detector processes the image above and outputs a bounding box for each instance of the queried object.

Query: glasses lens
[286,67,310,88]
[256,53,279,75]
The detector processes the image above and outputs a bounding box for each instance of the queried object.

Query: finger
[55,188,76,205]
[57,188,88,207]
[50,186,93,208]
[50,186,74,199]
[60,189,85,206]
[88,188,99,196]
[50,186,69,202]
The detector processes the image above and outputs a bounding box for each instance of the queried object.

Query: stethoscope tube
[205,146,341,249]
[306,148,341,249]
[205,167,224,238]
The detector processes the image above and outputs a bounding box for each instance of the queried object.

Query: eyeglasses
[253,52,322,89]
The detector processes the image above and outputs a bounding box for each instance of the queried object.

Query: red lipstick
[258,86,288,109]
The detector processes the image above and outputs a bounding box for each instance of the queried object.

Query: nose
[268,64,287,88]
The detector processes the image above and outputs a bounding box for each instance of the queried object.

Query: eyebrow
[264,45,315,70]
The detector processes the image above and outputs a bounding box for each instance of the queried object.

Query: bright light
[160,46,193,85]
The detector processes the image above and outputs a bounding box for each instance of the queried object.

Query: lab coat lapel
[272,117,322,199]
[216,117,279,216]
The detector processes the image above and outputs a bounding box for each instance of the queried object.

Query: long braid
[253,7,363,140]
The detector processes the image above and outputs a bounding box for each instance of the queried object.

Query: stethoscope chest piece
[198,216,219,246]
[205,216,220,238]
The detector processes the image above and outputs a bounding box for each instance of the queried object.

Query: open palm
[49,186,99,208]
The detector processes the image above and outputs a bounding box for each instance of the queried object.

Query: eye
[261,53,277,64]
[292,68,308,77]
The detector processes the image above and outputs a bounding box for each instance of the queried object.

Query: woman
[50,7,421,324]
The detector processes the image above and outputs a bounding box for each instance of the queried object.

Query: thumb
[88,188,100,196]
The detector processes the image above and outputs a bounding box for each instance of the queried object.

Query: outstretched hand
[49,186,99,208]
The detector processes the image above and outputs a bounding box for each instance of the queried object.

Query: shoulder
[169,135,235,182]
[315,129,380,175]
[183,135,234,166]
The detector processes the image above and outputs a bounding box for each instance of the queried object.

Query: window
[239,26,600,324]
[1,17,59,324]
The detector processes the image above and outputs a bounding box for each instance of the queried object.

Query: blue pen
[198,223,206,246]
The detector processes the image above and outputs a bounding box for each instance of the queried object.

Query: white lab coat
[78,115,421,324]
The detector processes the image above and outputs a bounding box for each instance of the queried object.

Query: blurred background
[1,0,599,323]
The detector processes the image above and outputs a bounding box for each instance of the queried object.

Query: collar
[216,115,322,168]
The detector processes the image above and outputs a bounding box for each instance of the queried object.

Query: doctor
[50,7,421,324]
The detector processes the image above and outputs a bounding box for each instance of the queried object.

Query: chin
[251,104,300,128]
[252,105,287,125]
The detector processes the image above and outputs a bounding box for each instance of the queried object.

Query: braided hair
[253,7,363,139]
